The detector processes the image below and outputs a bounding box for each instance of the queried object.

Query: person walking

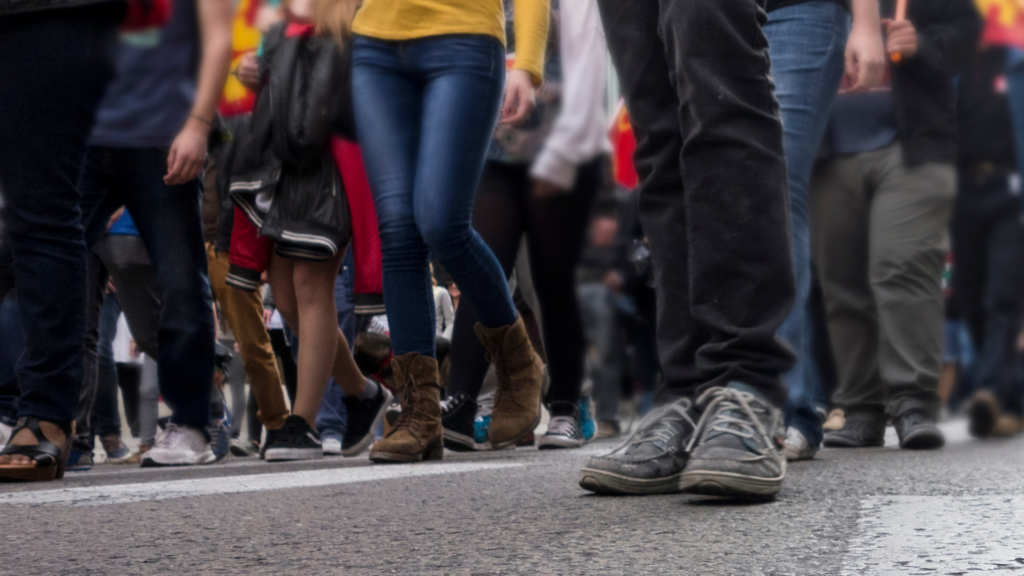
[441,0,610,452]
[766,0,887,461]
[351,0,550,462]
[0,1,124,481]
[578,0,797,498]
[817,0,980,450]
[76,0,233,467]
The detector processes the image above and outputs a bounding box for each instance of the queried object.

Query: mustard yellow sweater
[352,0,550,85]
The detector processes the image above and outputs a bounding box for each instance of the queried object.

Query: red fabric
[285,22,317,38]
[609,101,638,190]
[228,206,273,273]
[121,0,172,31]
[331,138,384,297]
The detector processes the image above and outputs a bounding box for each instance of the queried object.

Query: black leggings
[447,157,604,406]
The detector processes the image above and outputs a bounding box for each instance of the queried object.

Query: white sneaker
[0,421,12,450]
[782,427,817,462]
[141,423,216,467]
[322,437,342,456]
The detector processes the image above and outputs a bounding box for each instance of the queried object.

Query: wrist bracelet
[190,114,213,127]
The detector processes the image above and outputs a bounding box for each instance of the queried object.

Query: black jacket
[228,24,355,261]
[881,0,981,165]
[0,0,114,13]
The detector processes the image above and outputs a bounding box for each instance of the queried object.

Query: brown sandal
[0,417,71,482]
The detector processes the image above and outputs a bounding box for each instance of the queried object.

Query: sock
[359,377,379,400]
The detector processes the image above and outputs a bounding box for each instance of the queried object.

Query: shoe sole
[443,428,490,452]
[538,436,584,450]
[679,470,784,498]
[899,428,945,450]
[369,443,444,463]
[821,435,884,448]
[140,451,218,467]
[264,448,324,462]
[489,414,541,450]
[577,468,683,495]
[342,387,394,458]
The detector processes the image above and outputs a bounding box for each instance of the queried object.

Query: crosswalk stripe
[0,461,527,507]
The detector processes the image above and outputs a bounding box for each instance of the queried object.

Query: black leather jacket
[228,24,355,261]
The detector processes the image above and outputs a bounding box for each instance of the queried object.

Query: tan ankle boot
[369,353,443,463]
[475,317,544,448]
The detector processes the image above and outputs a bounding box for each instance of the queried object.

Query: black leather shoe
[894,409,944,450]
[822,410,885,448]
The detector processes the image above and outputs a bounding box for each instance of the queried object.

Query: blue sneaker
[579,396,596,442]
[473,414,491,445]
[208,418,230,462]
[66,449,94,471]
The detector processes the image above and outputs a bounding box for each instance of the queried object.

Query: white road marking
[842,496,1024,575]
[0,461,527,507]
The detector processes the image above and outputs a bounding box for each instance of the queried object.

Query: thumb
[880,18,893,30]
[166,145,178,177]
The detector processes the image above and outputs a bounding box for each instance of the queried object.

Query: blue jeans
[316,251,356,440]
[91,292,123,439]
[79,147,215,430]
[0,6,120,427]
[352,35,516,357]
[764,2,850,446]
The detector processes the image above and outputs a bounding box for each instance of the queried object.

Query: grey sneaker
[0,421,12,451]
[578,398,697,495]
[782,427,816,461]
[141,423,216,467]
[679,385,786,498]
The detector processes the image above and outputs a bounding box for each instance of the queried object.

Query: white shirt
[433,286,455,340]
[530,0,611,190]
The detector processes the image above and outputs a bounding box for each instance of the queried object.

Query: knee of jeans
[415,211,471,259]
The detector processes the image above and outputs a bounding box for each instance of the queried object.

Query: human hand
[500,69,537,126]
[882,18,918,61]
[844,22,886,91]
[263,309,273,327]
[165,119,209,186]
[237,52,260,92]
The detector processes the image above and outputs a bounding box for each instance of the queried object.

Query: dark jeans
[447,158,604,406]
[0,5,121,427]
[91,291,124,442]
[596,0,795,406]
[352,35,516,358]
[952,169,1024,416]
[0,293,22,426]
[316,255,356,440]
[79,147,215,430]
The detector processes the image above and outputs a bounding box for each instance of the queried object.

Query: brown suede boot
[369,353,443,463]
[475,317,544,448]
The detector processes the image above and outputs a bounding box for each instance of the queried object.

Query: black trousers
[596,0,795,406]
[952,169,1024,416]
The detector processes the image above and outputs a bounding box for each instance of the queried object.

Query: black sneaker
[679,384,786,498]
[442,393,485,451]
[578,398,697,495]
[894,408,944,450]
[264,415,323,462]
[822,409,886,448]
[341,378,394,457]
[259,428,280,460]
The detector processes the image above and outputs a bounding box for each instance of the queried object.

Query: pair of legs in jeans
[354,35,546,461]
[578,0,794,498]
[0,5,121,476]
[764,2,851,452]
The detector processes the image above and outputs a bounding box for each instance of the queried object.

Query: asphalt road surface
[2,419,1023,575]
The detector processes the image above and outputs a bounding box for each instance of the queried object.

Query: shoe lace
[546,415,577,437]
[607,398,695,455]
[688,388,775,452]
[393,372,420,432]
